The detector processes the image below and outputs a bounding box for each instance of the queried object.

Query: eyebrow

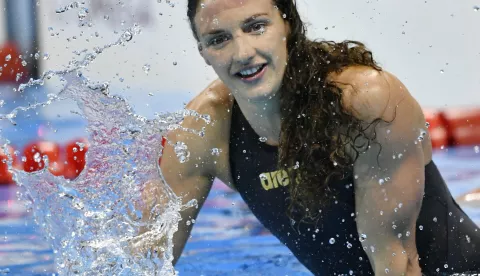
[201,13,269,38]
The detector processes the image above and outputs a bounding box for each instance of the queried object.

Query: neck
[234,93,282,146]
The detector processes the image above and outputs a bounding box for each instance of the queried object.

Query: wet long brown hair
[187,0,383,222]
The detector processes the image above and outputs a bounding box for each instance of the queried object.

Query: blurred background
[0,0,479,275]
[0,0,478,146]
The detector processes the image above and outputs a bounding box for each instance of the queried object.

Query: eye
[248,22,266,33]
[208,35,229,46]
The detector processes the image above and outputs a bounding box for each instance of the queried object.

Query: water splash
[0,23,210,275]
[55,1,85,14]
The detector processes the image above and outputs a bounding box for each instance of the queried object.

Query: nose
[232,35,256,65]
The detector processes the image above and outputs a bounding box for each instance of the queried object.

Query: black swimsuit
[228,100,480,275]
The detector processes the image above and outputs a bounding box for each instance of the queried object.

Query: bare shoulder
[185,79,233,115]
[163,79,234,178]
[328,65,416,123]
[328,65,432,162]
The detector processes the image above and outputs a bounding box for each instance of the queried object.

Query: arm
[335,67,428,275]
[136,83,230,265]
[134,121,215,265]
[160,130,216,265]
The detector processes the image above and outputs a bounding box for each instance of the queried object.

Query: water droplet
[43,53,50,60]
[5,55,11,61]
[121,31,133,42]
[440,69,444,74]
[329,238,335,244]
[33,152,42,163]
[71,198,84,210]
[346,242,352,249]
[444,264,448,269]
[474,6,479,12]
[378,178,385,185]
[425,122,430,128]
[385,268,390,274]
[211,148,221,156]
[142,64,151,74]
[406,231,410,237]
[173,61,178,66]
[433,217,437,222]
[419,225,423,230]
[174,141,190,163]
[259,137,267,142]
[104,15,110,20]
[282,13,287,18]
[78,7,88,20]
[474,145,479,154]
[359,233,367,242]
[460,217,464,223]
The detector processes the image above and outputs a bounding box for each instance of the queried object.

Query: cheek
[271,44,288,63]
[205,51,230,69]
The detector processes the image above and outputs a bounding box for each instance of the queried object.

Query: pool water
[0,147,479,275]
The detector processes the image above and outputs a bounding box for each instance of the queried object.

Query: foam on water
[0,20,208,276]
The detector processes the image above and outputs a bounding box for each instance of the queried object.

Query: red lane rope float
[443,108,480,147]
[23,141,63,176]
[0,41,29,83]
[0,145,18,185]
[63,138,89,180]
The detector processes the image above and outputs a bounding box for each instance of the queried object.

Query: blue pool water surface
[0,147,479,275]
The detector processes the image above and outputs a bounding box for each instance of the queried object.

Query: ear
[198,42,211,66]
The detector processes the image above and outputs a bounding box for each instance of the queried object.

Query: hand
[126,178,170,259]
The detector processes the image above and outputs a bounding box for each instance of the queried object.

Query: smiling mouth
[235,64,267,79]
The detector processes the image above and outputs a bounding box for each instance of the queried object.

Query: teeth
[239,65,263,76]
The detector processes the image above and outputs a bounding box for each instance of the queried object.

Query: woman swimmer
[155,0,480,274]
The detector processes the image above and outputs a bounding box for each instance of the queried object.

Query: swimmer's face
[194,0,289,101]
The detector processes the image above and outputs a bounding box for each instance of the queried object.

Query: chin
[253,90,278,100]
